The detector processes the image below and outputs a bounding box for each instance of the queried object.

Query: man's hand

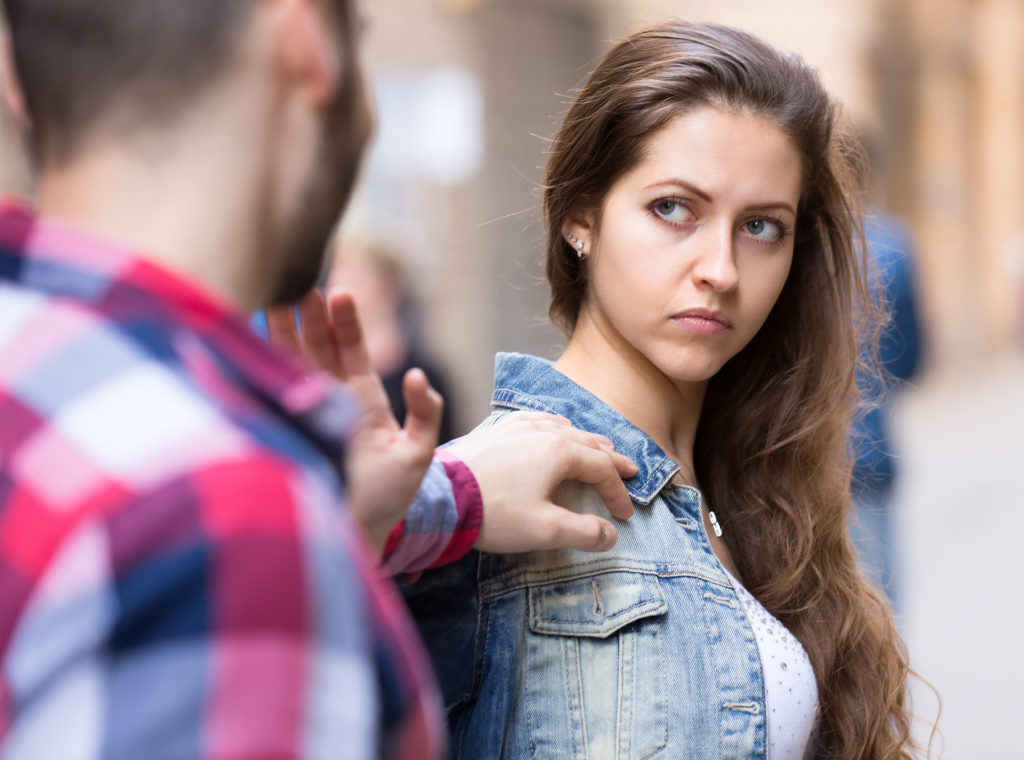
[266,289,442,554]
[446,412,637,554]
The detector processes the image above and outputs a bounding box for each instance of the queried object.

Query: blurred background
[3,0,1021,756]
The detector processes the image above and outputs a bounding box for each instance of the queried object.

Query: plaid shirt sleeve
[0,452,444,759]
[380,450,482,576]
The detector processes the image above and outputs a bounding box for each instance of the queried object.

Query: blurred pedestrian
[0,2,637,758]
[327,239,459,443]
[850,210,923,611]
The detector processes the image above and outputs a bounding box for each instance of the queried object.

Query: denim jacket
[401,353,772,759]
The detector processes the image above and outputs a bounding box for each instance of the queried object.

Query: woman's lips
[670,308,733,334]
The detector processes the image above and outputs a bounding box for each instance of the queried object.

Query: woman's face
[569,106,802,386]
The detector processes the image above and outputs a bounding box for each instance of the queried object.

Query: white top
[727,572,819,760]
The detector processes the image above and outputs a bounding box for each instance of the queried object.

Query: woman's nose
[692,225,739,292]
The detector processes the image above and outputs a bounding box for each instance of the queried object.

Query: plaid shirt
[0,201,482,759]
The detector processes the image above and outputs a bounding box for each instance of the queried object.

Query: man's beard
[269,82,368,306]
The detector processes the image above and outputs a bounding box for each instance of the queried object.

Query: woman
[401,20,925,760]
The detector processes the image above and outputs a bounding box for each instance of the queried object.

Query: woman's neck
[553,321,706,481]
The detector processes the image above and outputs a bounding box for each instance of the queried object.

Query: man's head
[2,0,373,305]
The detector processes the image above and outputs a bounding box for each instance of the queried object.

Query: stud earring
[564,231,586,259]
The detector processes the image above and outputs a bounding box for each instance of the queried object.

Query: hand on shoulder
[446,411,637,553]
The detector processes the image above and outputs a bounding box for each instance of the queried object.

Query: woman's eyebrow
[643,178,712,203]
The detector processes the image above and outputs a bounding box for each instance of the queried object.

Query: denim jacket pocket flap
[528,571,667,639]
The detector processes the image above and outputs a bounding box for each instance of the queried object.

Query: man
[0,1,636,757]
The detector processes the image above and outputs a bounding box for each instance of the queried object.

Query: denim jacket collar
[491,352,680,506]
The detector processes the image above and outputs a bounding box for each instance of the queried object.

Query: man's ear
[276,0,341,107]
[2,36,31,128]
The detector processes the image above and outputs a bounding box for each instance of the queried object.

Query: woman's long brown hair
[543,21,930,759]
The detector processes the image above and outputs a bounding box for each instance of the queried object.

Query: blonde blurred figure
[327,239,458,443]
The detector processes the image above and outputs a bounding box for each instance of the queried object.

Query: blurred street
[896,354,1024,758]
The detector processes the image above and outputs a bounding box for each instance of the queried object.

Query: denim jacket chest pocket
[521,570,669,760]
[528,571,666,637]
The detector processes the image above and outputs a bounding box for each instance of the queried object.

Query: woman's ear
[562,208,596,257]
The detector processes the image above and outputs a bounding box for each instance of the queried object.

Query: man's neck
[36,134,274,312]
[33,48,289,311]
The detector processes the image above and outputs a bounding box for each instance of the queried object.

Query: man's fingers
[609,450,639,479]
[496,412,627,455]
[401,368,443,453]
[562,444,635,520]
[325,287,373,378]
[265,304,302,356]
[542,511,618,553]
[297,290,339,373]
[493,411,572,428]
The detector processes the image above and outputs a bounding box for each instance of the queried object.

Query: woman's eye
[743,218,783,242]
[652,199,694,224]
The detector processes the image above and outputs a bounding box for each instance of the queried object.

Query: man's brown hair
[2,0,348,166]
